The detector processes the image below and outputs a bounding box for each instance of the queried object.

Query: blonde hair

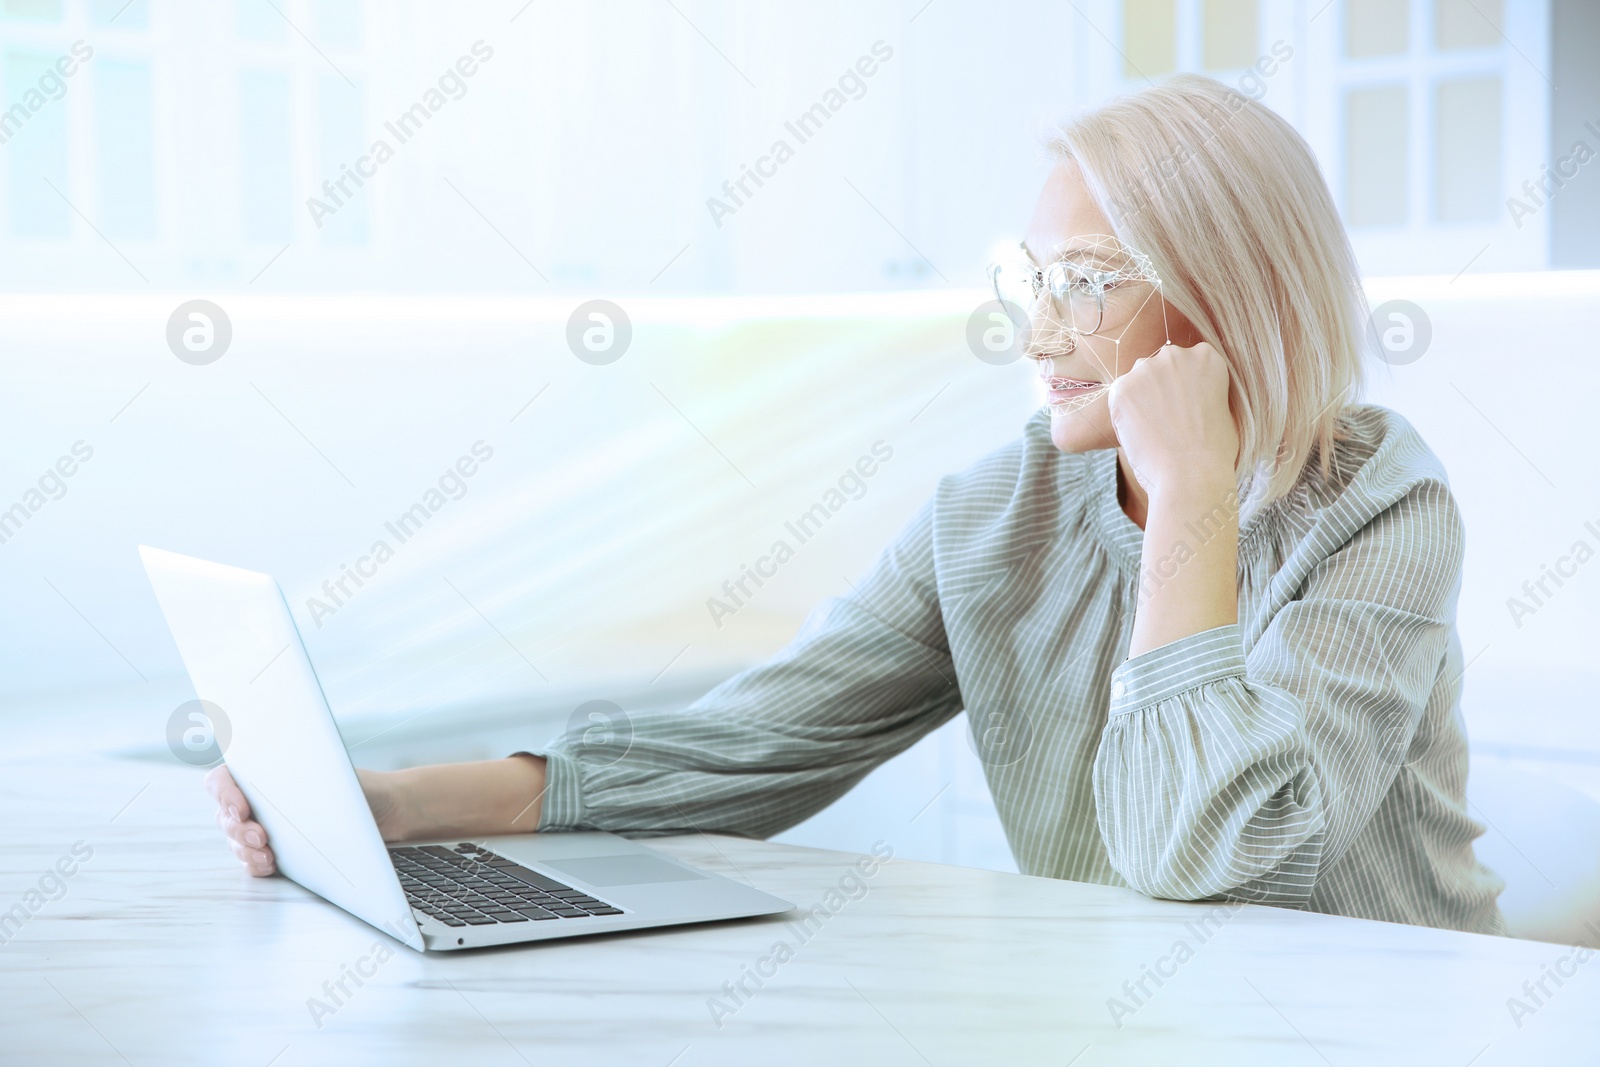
[1045,73,1366,516]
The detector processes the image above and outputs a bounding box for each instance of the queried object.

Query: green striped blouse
[534,404,1506,934]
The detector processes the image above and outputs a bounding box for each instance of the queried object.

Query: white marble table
[2,755,1596,1067]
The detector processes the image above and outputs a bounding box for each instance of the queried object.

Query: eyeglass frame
[988,239,1156,339]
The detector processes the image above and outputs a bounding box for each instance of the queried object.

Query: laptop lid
[139,546,424,952]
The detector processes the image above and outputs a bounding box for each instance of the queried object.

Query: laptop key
[584,907,624,915]
[499,868,570,893]
[418,846,464,862]
[514,907,559,920]
[440,918,467,927]
[461,914,497,925]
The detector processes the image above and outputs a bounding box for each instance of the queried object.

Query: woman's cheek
[1047,395,1117,454]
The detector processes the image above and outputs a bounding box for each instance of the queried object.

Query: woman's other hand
[204,756,546,877]
[205,764,408,877]
[1107,341,1238,499]
[206,764,278,876]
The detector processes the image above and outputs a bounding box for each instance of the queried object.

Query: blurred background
[3,0,1598,875]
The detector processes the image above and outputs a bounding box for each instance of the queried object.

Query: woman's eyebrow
[1023,239,1129,277]
[1036,238,1120,265]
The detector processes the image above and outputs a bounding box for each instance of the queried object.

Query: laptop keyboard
[390,842,624,927]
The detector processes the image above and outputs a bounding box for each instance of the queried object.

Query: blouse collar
[1083,447,1297,571]
[1087,449,1145,570]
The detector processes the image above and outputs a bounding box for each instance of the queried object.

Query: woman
[209,74,1504,933]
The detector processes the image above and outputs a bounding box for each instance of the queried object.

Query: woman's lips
[1042,375,1105,401]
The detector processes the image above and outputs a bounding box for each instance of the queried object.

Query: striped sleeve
[1091,479,1463,907]
[533,497,965,838]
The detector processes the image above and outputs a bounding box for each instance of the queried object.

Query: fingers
[219,809,276,876]
[204,764,251,822]
[206,764,275,876]
[227,831,277,877]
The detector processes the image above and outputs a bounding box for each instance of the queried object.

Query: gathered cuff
[512,747,585,832]
[1108,623,1246,716]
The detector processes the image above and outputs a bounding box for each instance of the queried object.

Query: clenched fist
[1106,342,1238,500]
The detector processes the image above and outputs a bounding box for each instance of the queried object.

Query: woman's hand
[1106,341,1238,500]
[207,765,274,876]
[204,756,547,877]
[1108,342,1242,657]
[206,764,407,877]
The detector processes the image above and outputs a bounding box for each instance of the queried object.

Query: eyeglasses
[987,235,1160,339]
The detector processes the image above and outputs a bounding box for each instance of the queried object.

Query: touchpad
[545,854,706,887]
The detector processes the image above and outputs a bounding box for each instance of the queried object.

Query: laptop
[139,545,793,952]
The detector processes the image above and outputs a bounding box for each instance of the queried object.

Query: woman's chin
[1045,396,1117,453]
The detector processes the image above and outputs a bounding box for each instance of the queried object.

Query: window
[1120,0,1259,80]
[1344,84,1409,226]
[237,0,286,42]
[1436,0,1503,50]
[90,0,147,28]
[317,75,366,244]
[1433,76,1501,222]
[1332,0,1520,253]
[313,0,363,50]
[240,70,293,242]
[1,0,61,20]
[1202,0,1257,70]
[95,59,157,239]
[1123,0,1177,79]
[4,50,70,237]
[1345,0,1408,58]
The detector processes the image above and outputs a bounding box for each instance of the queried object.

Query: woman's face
[1022,162,1199,454]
